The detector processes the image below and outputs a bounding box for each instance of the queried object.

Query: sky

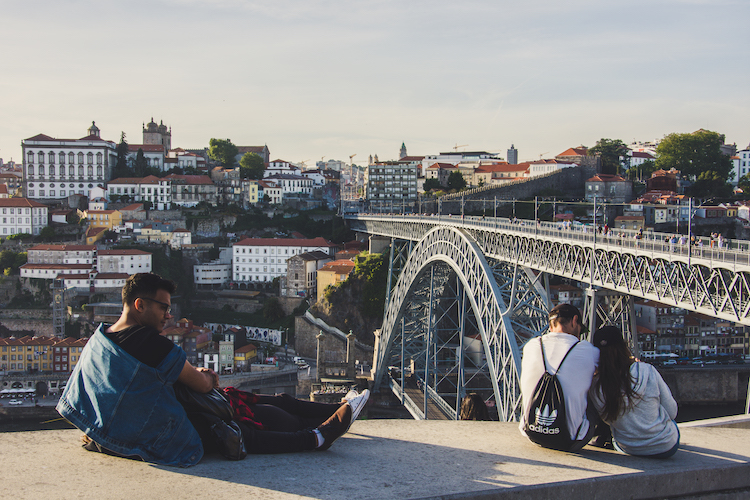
[2,0,749,168]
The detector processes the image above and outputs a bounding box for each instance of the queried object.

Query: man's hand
[197,367,220,389]
[178,361,219,393]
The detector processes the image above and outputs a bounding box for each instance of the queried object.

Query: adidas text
[528,424,560,434]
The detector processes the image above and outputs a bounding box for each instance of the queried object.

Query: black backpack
[523,339,582,451]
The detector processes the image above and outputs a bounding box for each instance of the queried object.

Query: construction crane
[538,152,549,160]
[297,159,310,169]
[453,144,468,152]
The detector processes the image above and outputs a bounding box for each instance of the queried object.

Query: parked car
[9,399,22,405]
[663,359,677,366]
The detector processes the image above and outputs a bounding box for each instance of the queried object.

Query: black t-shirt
[105,325,176,368]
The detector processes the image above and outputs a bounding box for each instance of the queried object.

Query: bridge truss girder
[373,226,549,421]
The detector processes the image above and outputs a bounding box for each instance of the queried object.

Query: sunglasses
[138,297,171,315]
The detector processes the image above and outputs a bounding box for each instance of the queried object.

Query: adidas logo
[534,405,557,426]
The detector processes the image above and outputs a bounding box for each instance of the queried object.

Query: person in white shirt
[519,304,600,451]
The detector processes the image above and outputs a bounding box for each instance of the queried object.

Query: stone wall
[423,167,586,214]
[294,313,373,364]
[0,319,53,336]
[191,299,262,314]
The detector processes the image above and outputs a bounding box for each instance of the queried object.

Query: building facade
[232,237,336,285]
[22,122,116,201]
[0,198,48,236]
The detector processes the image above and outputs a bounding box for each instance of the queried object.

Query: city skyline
[2,0,748,167]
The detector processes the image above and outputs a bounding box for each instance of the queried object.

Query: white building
[97,249,152,274]
[0,198,48,236]
[732,145,750,185]
[194,247,232,288]
[22,122,116,201]
[107,175,172,210]
[265,160,301,177]
[232,237,336,285]
[264,174,314,196]
[127,144,166,172]
[258,180,282,204]
[170,228,192,249]
[27,244,95,265]
[527,159,577,177]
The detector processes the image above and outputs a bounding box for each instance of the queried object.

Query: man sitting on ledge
[519,303,600,452]
[57,273,363,467]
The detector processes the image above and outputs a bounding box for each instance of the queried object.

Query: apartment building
[0,198,49,236]
[232,237,336,285]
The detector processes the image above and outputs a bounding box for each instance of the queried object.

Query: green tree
[133,148,148,177]
[589,138,629,175]
[738,173,750,194]
[691,171,733,198]
[447,171,467,191]
[262,297,285,322]
[626,159,657,181]
[423,178,442,191]
[656,130,732,181]
[239,152,266,179]
[114,132,133,178]
[39,226,55,241]
[208,138,239,168]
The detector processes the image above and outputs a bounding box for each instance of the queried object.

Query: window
[96,152,102,165]
[38,152,44,163]
[87,152,93,165]
[27,151,34,163]
[78,152,84,164]
[59,152,65,164]
[68,152,75,164]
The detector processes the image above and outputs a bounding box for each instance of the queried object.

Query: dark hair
[590,326,637,421]
[460,393,490,421]
[548,303,581,329]
[122,273,176,305]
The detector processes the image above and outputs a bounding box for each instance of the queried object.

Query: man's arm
[177,360,219,393]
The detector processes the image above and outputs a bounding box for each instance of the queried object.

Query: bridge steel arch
[373,225,540,421]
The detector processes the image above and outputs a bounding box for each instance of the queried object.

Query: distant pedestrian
[460,393,491,421]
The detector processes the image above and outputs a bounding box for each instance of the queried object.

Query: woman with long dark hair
[590,326,679,458]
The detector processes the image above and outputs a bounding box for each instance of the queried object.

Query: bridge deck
[4,418,749,499]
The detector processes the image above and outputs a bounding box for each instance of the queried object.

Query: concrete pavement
[2,418,749,499]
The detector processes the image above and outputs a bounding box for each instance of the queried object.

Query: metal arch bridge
[346,213,750,422]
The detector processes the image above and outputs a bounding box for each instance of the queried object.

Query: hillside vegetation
[309,251,388,346]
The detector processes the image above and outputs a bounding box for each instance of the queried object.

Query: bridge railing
[351,213,750,269]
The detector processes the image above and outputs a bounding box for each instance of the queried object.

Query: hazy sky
[2,0,748,167]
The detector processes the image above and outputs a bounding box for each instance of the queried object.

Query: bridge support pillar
[583,287,639,358]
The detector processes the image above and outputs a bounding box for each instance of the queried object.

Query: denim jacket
[57,324,203,467]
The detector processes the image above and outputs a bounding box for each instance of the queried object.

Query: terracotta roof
[21,263,92,270]
[0,198,47,208]
[121,204,144,211]
[28,244,95,251]
[426,163,458,170]
[319,259,356,274]
[557,147,588,157]
[98,249,151,255]
[586,174,628,182]
[24,134,55,141]
[163,174,214,185]
[94,273,129,279]
[234,237,334,248]
[128,144,165,153]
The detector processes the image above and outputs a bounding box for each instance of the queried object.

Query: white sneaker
[346,389,370,426]
[342,390,359,402]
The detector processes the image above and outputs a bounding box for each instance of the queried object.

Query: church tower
[88,121,100,138]
[143,117,172,150]
[399,142,407,159]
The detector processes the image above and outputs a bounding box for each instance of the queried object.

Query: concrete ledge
[2,420,749,499]
[679,414,750,429]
